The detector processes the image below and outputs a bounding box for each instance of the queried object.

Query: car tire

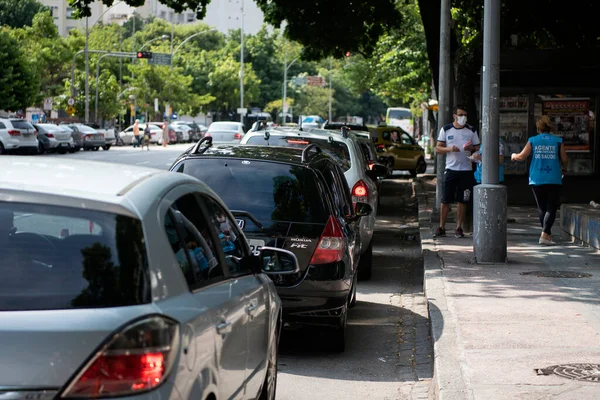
[69,147,77,153]
[102,145,111,151]
[329,310,347,353]
[0,142,5,155]
[37,143,45,155]
[258,326,279,400]
[92,146,99,151]
[349,274,358,308]
[358,240,373,281]
[411,157,427,177]
[57,147,67,154]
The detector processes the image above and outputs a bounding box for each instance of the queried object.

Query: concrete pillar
[474,185,507,262]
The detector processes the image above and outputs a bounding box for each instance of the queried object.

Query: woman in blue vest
[511,116,568,245]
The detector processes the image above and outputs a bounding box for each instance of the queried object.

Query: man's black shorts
[442,170,475,204]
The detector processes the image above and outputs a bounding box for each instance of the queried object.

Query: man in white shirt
[435,105,481,238]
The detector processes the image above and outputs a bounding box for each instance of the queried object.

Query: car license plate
[247,239,265,255]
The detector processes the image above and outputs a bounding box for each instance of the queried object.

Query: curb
[414,178,470,400]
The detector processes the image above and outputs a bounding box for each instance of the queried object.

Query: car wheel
[37,142,45,155]
[0,142,5,155]
[358,240,373,281]
[92,146,99,151]
[57,148,67,154]
[329,309,347,353]
[258,327,279,400]
[69,147,77,153]
[412,157,427,176]
[102,145,111,151]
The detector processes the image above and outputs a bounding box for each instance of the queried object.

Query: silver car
[34,123,74,154]
[0,156,293,400]
[241,128,385,280]
[206,121,246,143]
[0,118,38,155]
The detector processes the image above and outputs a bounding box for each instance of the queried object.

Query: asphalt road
[41,146,433,400]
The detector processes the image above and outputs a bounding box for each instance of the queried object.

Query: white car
[119,124,163,145]
[0,118,38,155]
[206,121,246,143]
[241,128,385,280]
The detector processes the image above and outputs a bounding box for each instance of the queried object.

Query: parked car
[33,124,74,154]
[206,121,246,143]
[0,118,38,155]
[0,155,292,400]
[64,123,105,151]
[89,124,115,150]
[369,124,427,176]
[148,121,178,144]
[171,140,374,351]
[242,128,386,280]
[119,124,163,145]
[171,121,202,141]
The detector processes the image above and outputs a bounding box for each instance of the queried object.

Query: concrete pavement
[416,177,600,400]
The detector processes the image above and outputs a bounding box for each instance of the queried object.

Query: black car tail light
[62,316,180,398]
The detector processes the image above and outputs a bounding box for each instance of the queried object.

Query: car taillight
[310,216,345,265]
[84,134,92,140]
[62,316,179,399]
[46,133,55,138]
[8,130,20,136]
[234,133,242,139]
[377,144,385,151]
[352,180,369,204]
[205,133,211,137]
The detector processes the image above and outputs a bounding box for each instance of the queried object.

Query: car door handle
[246,303,258,316]
[216,321,232,335]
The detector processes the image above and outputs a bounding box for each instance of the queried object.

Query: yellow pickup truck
[368,124,427,177]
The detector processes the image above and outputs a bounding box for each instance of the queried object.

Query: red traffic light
[137,51,152,59]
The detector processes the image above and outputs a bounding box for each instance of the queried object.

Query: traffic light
[137,51,152,59]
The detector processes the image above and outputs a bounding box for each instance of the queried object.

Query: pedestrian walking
[161,118,169,148]
[471,138,505,184]
[435,105,481,238]
[142,124,150,151]
[132,119,140,148]
[511,115,568,245]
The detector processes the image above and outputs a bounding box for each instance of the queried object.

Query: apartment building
[40,0,265,36]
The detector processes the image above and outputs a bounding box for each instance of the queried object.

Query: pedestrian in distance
[511,115,568,245]
[161,118,169,148]
[470,138,505,184]
[435,105,481,238]
[142,124,150,151]
[132,119,140,148]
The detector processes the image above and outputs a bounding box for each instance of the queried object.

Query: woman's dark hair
[453,105,468,114]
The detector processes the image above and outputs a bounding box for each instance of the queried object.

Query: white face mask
[457,115,467,126]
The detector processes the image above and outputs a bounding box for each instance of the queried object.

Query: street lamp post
[328,57,333,122]
[282,51,298,125]
[239,0,245,123]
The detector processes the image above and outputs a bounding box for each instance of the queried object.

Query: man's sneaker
[435,227,446,237]
[455,227,465,238]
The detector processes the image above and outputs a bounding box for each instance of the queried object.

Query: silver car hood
[0,304,159,389]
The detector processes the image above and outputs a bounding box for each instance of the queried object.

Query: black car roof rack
[301,143,322,163]
[191,136,213,154]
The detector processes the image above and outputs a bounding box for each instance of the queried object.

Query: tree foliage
[0,0,45,28]
[0,29,39,111]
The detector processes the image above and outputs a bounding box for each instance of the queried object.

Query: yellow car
[368,125,427,177]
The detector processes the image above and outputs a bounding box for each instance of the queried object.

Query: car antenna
[192,136,213,154]
[299,115,303,131]
[264,130,270,140]
[341,126,349,138]
[301,143,322,163]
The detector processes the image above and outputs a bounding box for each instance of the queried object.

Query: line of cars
[118,121,207,145]
[0,118,114,155]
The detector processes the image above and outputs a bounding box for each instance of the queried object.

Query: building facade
[40,0,265,36]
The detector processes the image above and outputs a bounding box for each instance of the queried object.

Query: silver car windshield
[0,202,150,311]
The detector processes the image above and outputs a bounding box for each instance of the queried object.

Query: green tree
[293,85,330,117]
[0,0,45,28]
[10,11,73,103]
[0,29,39,111]
[244,26,284,107]
[207,56,260,113]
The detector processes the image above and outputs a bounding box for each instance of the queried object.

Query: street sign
[154,98,159,112]
[43,97,53,111]
[306,76,326,86]
[66,105,76,115]
[67,97,75,106]
[292,77,307,86]
[237,108,248,115]
[148,53,172,66]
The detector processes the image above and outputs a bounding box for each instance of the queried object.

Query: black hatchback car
[170,140,373,351]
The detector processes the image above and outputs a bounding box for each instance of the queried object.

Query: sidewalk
[416,177,600,400]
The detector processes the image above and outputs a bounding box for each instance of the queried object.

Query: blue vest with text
[528,134,563,186]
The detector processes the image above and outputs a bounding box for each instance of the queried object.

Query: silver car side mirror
[259,247,301,275]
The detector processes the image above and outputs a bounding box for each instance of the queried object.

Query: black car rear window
[0,202,150,311]
[244,136,352,171]
[179,159,329,228]
[10,120,34,130]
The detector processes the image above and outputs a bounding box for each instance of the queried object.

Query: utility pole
[130,14,136,125]
[328,58,333,122]
[239,0,245,123]
[436,0,451,210]
[85,16,89,123]
[474,0,507,263]
[282,51,287,125]
[119,28,122,132]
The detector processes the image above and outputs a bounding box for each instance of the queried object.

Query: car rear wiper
[230,210,264,230]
